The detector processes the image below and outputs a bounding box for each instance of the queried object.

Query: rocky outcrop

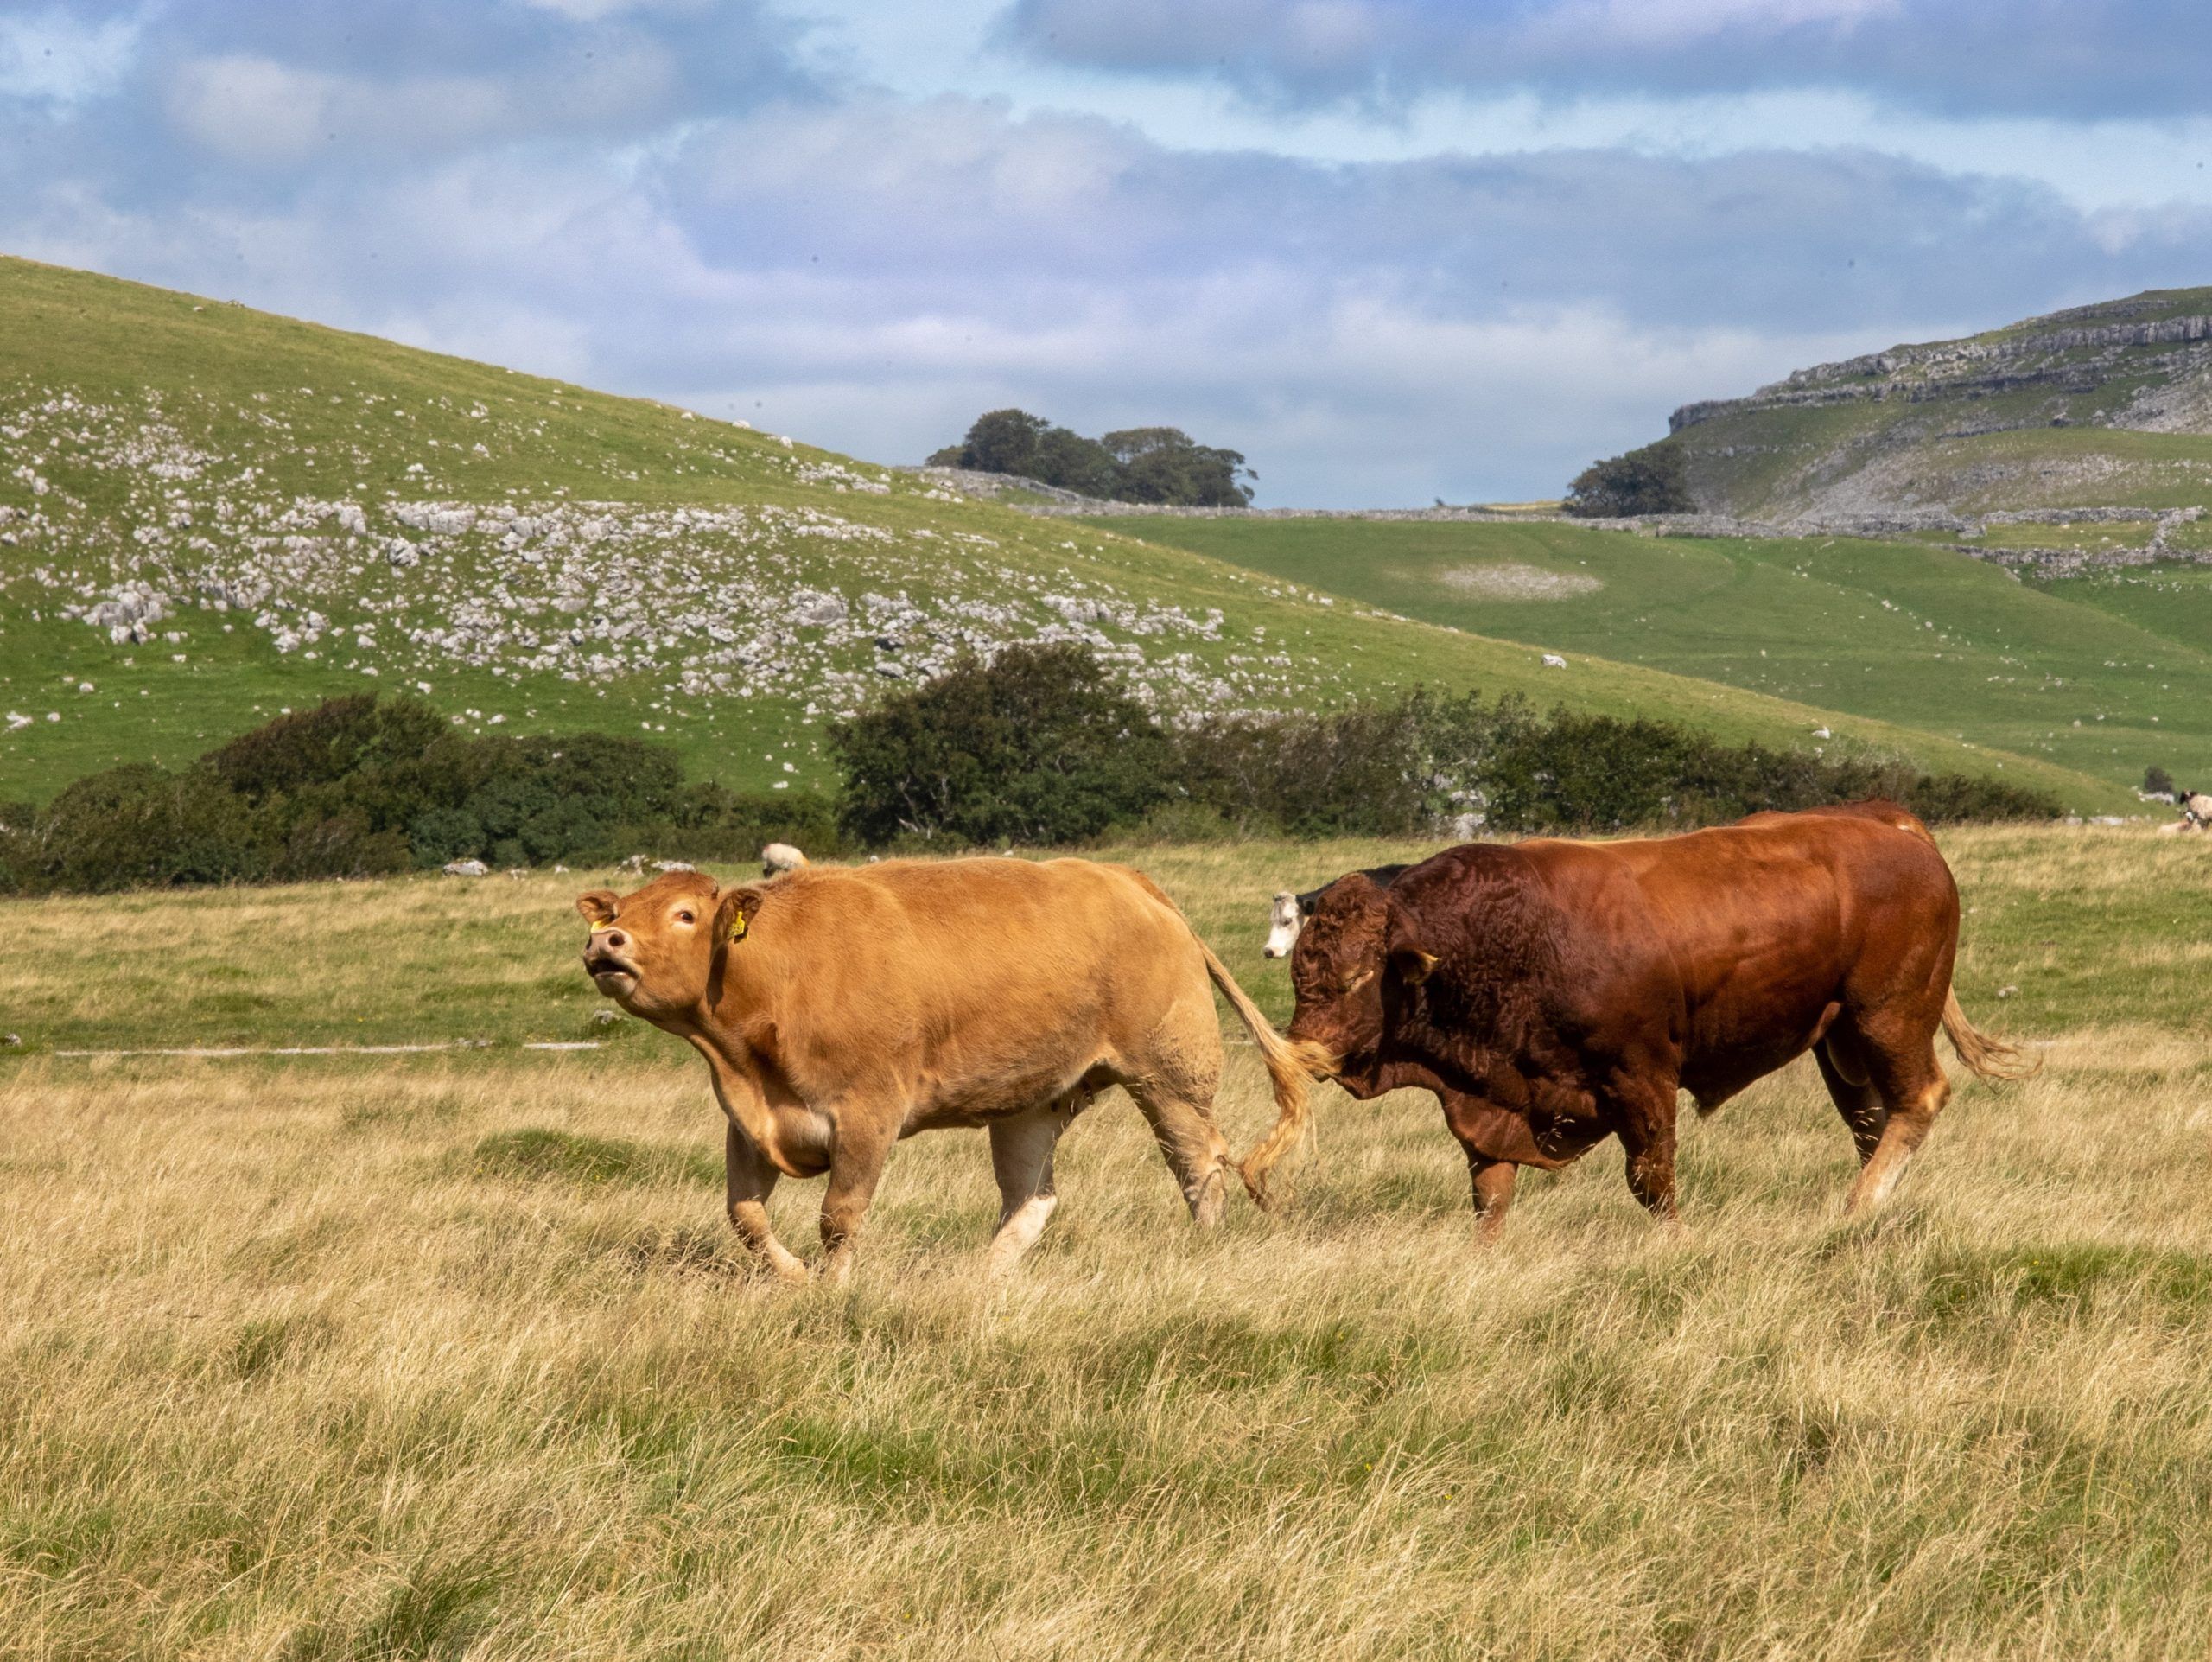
[1671,297,2212,435]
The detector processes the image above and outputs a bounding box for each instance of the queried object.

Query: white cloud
[0,6,141,106]
[4,0,2211,506]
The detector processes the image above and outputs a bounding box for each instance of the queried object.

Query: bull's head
[575,870,768,1020]
[1285,872,1438,1078]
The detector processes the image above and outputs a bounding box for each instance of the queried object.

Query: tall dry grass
[3,828,2210,1657]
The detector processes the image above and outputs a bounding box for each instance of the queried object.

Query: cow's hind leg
[985,1104,1072,1277]
[1814,1032,1887,1167]
[1128,1084,1236,1227]
[1843,1021,1951,1215]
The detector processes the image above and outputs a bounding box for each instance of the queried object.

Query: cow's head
[1262,890,1302,958]
[575,870,768,1020]
[1285,874,1437,1076]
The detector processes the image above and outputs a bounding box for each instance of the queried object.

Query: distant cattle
[578,857,1307,1281]
[1271,802,2033,1237]
[761,842,808,877]
[1262,864,1413,958]
[2183,793,2212,828]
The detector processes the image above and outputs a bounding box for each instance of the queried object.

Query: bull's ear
[575,889,619,927]
[1390,946,1440,984]
[1385,912,1439,984]
[713,883,768,945]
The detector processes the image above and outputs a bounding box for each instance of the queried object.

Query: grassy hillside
[1679,403,2212,519]
[5,830,2212,1654]
[1098,514,2209,798]
[0,256,2106,807]
[1656,286,2212,518]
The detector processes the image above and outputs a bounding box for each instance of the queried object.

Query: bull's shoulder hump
[1390,839,1562,907]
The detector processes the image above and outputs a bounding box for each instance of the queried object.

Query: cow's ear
[713,883,768,945]
[575,889,619,927]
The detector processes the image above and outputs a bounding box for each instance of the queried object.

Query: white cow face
[1262,891,1302,958]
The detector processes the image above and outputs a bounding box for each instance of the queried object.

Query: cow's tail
[1190,936,1318,1210]
[1942,987,2040,1081]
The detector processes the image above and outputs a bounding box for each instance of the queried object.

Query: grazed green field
[0,255,2103,811]
[1101,514,2208,797]
[3,830,2211,1657]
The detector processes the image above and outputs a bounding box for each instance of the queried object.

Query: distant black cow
[1262,864,1412,958]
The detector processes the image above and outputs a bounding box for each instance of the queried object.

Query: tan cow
[576,857,1307,1282]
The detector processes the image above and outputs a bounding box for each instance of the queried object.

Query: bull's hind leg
[1842,1021,1952,1215]
[1814,1033,1887,1167]
[985,1104,1073,1277]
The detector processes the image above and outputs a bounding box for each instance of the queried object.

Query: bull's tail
[1942,987,2040,1081]
[1192,937,1322,1210]
[1870,809,2039,1082]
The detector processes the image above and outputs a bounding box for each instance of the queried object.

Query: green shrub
[1169,691,1515,838]
[831,643,1173,845]
[28,763,268,890]
[1898,772,2063,825]
[203,693,447,801]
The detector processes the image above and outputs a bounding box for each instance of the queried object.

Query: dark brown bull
[1260,802,2033,1236]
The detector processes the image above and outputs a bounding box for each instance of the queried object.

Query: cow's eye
[675,910,694,925]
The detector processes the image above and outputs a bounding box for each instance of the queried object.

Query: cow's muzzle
[582,948,639,995]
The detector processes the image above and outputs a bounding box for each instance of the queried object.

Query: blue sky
[3,1,2209,506]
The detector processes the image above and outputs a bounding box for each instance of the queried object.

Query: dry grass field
[3,829,2210,1659]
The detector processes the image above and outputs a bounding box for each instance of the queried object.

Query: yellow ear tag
[589,920,616,933]
[726,913,747,942]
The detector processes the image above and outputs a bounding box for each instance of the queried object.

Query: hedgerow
[0,653,2060,895]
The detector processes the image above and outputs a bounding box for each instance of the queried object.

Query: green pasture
[1102,514,2208,796]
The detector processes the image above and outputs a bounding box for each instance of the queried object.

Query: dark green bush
[203,693,447,801]
[831,642,1173,845]
[1897,772,2064,825]
[9,694,823,893]
[27,763,268,891]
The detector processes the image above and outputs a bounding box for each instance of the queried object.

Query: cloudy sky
[3,1,2209,506]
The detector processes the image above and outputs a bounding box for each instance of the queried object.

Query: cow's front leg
[818,1110,899,1286]
[727,1122,807,1284]
[1610,1078,1681,1223]
[1468,1155,1517,1243]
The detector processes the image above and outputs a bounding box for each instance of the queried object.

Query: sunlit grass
[3,829,2210,1654]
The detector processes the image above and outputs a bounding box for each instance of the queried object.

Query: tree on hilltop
[1563,441,1694,517]
[929,410,1255,506]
